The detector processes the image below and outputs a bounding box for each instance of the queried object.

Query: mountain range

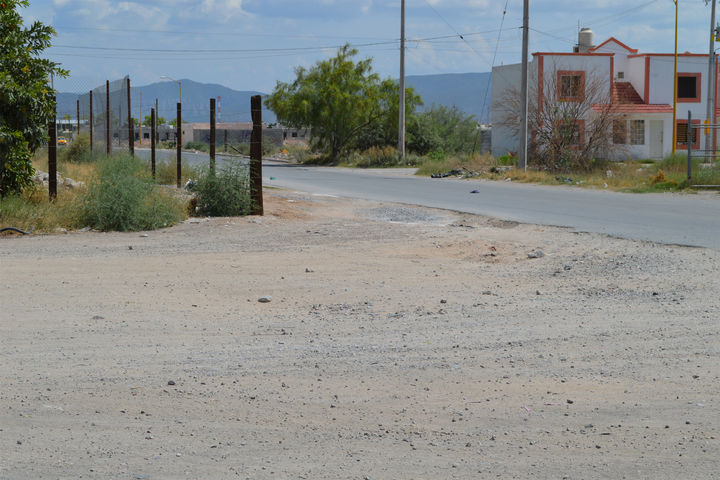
[56,72,491,125]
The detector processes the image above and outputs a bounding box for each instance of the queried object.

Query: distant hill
[56,79,275,124]
[406,72,491,124]
[56,73,491,125]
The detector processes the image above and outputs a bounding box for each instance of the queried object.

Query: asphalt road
[263,162,720,250]
[135,149,720,249]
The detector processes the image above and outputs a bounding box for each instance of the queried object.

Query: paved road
[134,149,720,249]
[263,162,720,250]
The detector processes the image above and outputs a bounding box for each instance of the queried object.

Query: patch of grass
[185,141,209,153]
[0,187,84,233]
[153,160,199,186]
[414,152,495,176]
[343,146,403,168]
[59,133,95,163]
[188,159,253,217]
[82,154,186,231]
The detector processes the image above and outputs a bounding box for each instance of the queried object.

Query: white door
[649,120,663,159]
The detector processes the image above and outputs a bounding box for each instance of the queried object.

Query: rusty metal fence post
[176,102,182,188]
[127,77,134,156]
[89,90,93,153]
[151,108,156,179]
[210,97,216,174]
[250,95,264,215]
[49,96,58,201]
[105,80,110,156]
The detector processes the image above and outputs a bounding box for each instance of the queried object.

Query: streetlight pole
[161,75,182,105]
[518,0,529,171]
[705,0,717,156]
[398,0,406,161]
[672,0,679,155]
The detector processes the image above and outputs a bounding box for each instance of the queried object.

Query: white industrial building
[492,29,718,160]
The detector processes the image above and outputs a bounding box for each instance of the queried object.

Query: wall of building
[490,62,522,158]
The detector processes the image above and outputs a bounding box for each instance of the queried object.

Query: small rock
[563,265,572,271]
[92,315,104,320]
[16,440,22,445]
[168,380,176,386]
[440,299,447,304]
[258,296,272,303]
[566,399,574,404]
[536,290,541,295]
[527,250,545,259]
[305,268,314,273]
[128,246,133,250]
[139,233,149,238]
[80,226,91,233]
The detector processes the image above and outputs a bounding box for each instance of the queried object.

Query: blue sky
[19,0,717,93]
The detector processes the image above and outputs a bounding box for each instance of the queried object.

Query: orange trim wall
[610,56,614,100]
[589,37,638,54]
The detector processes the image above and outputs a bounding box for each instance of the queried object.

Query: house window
[556,119,585,147]
[629,120,645,145]
[676,120,700,149]
[557,71,585,102]
[613,120,627,144]
[677,73,701,103]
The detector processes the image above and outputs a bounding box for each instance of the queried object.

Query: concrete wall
[491,63,522,158]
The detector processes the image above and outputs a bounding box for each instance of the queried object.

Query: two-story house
[491,29,718,160]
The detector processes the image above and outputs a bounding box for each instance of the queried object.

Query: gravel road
[1,192,718,479]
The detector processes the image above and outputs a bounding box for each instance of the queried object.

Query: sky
[18,0,718,93]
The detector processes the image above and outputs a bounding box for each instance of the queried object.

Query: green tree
[408,105,478,155]
[143,114,166,126]
[265,45,419,161]
[0,0,67,196]
[356,78,422,151]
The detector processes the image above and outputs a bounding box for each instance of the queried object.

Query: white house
[492,29,719,160]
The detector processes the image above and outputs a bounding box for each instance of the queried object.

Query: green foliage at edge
[0,0,68,197]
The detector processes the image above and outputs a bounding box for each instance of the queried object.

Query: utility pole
[518,0,529,170]
[706,0,717,156]
[398,0,406,161]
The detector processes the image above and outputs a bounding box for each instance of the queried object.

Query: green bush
[59,133,95,163]
[81,154,186,231]
[353,146,399,168]
[189,159,254,217]
[185,141,209,152]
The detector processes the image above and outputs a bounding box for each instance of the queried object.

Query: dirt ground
[1,191,718,479]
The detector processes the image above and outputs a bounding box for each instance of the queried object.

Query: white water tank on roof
[577,28,594,52]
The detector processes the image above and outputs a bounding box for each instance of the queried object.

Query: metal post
[672,0,679,154]
[176,102,182,188]
[224,129,228,153]
[151,108,156,179]
[398,0,406,161]
[518,0,530,170]
[89,90,93,152]
[127,77,134,156]
[155,98,159,143]
[139,91,143,147]
[688,110,693,182]
[706,0,717,156]
[210,97,216,174]
[76,99,80,138]
[250,95,264,215]
[106,80,111,156]
[49,96,57,201]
